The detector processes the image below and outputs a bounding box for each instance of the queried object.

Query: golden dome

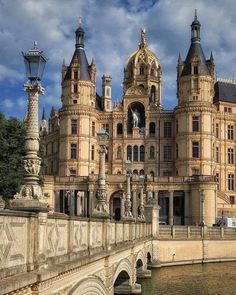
[126,28,160,69]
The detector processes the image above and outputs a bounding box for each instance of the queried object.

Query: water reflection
[140,262,236,294]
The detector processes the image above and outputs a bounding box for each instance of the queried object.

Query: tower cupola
[191,9,201,43]
[75,18,85,49]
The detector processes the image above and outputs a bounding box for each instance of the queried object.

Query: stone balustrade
[0,210,152,284]
[159,225,236,240]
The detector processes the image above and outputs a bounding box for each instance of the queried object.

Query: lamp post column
[123,171,133,219]
[138,185,145,220]
[93,144,109,218]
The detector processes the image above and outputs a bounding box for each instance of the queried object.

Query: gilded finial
[79,16,82,26]
[140,27,147,49]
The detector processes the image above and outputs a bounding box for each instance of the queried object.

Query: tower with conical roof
[175,12,217,225]
[39,107,47,136]
[58,20,98,177]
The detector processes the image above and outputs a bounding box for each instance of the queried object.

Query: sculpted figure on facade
[130,106,140,128]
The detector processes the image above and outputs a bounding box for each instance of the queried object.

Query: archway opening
[114,270,130,295]
[110,192,122,221]
[147,252,152,264]
[127,102,145,134]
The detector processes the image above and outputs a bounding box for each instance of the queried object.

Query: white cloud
[1,0,236,116]
[2,99,14,109]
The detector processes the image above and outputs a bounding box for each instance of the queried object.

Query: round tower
[59,20,98,177]
[175,11,217,177]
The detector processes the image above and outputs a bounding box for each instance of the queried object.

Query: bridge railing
[0,210,152,282]
[159,225,236,239]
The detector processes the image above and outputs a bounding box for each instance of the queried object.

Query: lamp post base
[8,183,48,212]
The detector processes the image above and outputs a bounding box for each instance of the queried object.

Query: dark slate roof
[64,48,91,81]
[95,93,102,111]
[181,42,210,76]
[214,81,236,103]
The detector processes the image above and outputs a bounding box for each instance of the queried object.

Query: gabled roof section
[214,81,236,104]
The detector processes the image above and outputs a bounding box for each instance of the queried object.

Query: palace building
[40,13,236,226]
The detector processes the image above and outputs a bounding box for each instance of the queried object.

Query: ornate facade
[41,14,236,226]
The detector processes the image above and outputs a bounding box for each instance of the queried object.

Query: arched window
[151,68,155,76]
[133,145,138,162]
[139,84,144,88]
[150,171,154,177]
[127,145,132,161]
[139,67,144,75]
[133,169,138,175]
[150,85,156,103]
[140,169,145,175]
[117,123,123,135]
[140,145,145,162]
[150,146,155,159]
[149,122,156,135]
[117,146,122,159]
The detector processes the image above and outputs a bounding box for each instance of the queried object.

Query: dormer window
[73,84,78,93]
[74,71,78,79]
[193,66,198,75]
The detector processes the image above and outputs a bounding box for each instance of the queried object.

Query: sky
[0,0,236,121]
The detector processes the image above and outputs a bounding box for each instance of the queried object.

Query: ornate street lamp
[123,159,133,220]
[200,189,205,226]
[138,174,145,220]
[93,128,110,218]
[10,42,48,211]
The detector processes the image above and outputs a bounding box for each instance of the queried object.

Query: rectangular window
[74,71,78,79]
[164,146,172,161]
[176,144,178,159]
[163,171,172,176]
[91,145,95,160]
[102,123,109,133]
[216,123,219,138]
[216,146,219,163]
[164,122,172,137]
[139,67,144,75]
[230,196,235,204]
[192,168,200,175]
[192,79,198,89]
[73,84,78,93]
[192,141,199,158]
[216,172,219,190]
[193,95,198,100]
[92,121,95,136]
[70,169,76,177]
[70,143,77,159]
[71,119,78,135]
[227,125,234,140]
[228,148,234,164]
[192,116,200,132]
[228,174,235,191]
[224,107,232,113]
[193,66,198,75]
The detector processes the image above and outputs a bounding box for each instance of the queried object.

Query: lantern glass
[97,128,109,146]
[22,42,47,83]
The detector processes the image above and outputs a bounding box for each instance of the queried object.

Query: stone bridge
[0,210,153,295]
[2,207,236,295]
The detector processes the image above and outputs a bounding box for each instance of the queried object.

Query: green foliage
[0,113,26,198]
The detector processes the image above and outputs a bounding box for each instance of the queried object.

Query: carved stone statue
[130,106,140,128]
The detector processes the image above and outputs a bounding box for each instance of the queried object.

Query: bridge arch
[135,250,146,269]
[113,258,133,285]
[69,276,107,295]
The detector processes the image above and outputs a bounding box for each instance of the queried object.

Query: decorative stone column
[93,143,109,218]
[138,185,145,220]
[168,190,174,225]
[9,84,48,211]
[132,190,137,219]
[123,171,133,220]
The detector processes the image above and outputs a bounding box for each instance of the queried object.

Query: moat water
[140,262,236,294]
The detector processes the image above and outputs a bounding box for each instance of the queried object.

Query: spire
[210,51,214,61]
[139,27,147,49]
[75,17,85,49]
[191,9,201,43]
[178,53,182,63]
[42,107,46,120]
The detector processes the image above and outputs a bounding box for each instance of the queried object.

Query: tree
[0,113,26,198]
